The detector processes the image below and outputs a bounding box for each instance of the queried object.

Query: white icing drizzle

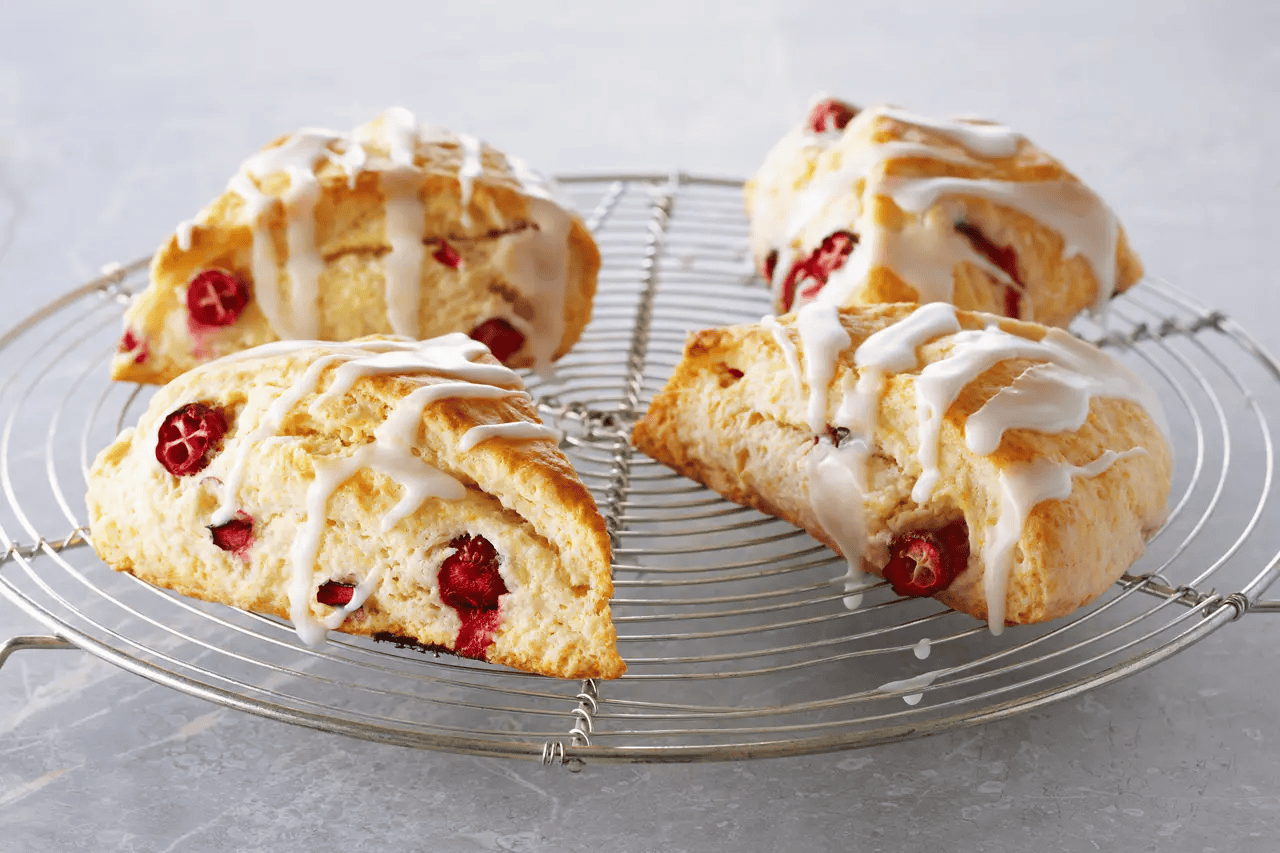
[373,107,428,338]
[456,133,484,227]
[199,334,536,646]
[762,314,803,389]
[764,103,1121,319]
[912,324,1166,503]
[786,303,1166,630]
[876,668,946,706]
[459,421,560,452]
[913,638,932,660]
[981,448,1144,634]
[175,219,196,252]
[204,109,575,367]
[793,302,853,433]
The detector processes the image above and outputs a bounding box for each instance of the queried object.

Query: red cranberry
[209,512,254,556]
[432,240,462,268]
[316,581,356,607]
[186,268,250,327]
[779,230,858,312]
[468,317,525,363]
[438,534,508,660]
[955,221,1024,318]
[155,403,227,477]
[762,250,779,281]
[118,329,149,364]
[882,519,970,597]
[438,534,507,611]
[807,98,858,134]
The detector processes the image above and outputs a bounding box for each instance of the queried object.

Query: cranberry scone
[631,303,1171,630]
[744,97,1143,326]
[113,107,599,383]
[88,334,624,679]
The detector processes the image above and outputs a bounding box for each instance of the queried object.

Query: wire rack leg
[0,636,77,671]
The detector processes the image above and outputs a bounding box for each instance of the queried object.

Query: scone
[743,97,1143,327]
[113,107,600,384]
[88,334,624,679]
[631,302,1171,630]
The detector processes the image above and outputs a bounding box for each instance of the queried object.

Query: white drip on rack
[0,175,1278,766]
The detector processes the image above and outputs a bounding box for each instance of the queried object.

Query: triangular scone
[89,334,623,679]
[744,98,1143,327]
[113,107,599,384]
[632,303,1171,629]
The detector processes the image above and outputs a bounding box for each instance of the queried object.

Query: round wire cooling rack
[1,173,1279,767]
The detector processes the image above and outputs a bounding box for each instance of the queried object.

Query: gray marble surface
[2,1,1279,850]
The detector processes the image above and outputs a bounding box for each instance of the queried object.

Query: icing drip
[200,335,537,646]
[793,302,853,433]
[762,314,803,389]
[456,133,484,227]
[175,219,196,252]
[374,107,428,338]
[876,668,946,706]
[913,638,932,660]
[981,448,1144,634]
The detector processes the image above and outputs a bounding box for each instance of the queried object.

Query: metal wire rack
[1,173,1279,766]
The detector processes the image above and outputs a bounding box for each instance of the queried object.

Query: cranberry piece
[779,230,859,312]
[955,221,1024,319]
[209,512,254,556]
[882,519,970,597]
[468,317,525,363]
[316,581,356,607]
[438,534,508,611]
[807,98,859,134]
[155,403,227,477]
[438,534,508,660]
[118,329,149,364]
[762,250,779,281]
[186,268,250,327]
[432,240,462,268]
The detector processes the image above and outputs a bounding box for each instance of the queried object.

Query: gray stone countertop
[2,2,1279,851]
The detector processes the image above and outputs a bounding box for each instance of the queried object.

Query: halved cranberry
[118,329,149,364]
[779,230,858,312]
[186,268,250,327]
[955,221,1024,318]
[432,240,462,268]
[438,534,508,660]
[807,98,859,134]
[209,512,254,556]
[317,581,356,607]
[882,519,970,597]
[155,403,227,477]
[438,534,507,611]
[469,317,525,363]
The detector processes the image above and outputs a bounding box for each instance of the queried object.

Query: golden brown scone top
[744,98,1143,327]
[113,107,599,384]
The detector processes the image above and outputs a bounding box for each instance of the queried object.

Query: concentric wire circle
[0,174,1277,764]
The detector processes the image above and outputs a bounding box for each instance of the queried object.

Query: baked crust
[744,100,1143,327]
[89,335,623,679]
[632,304,1171,627]
[113,108,599,384]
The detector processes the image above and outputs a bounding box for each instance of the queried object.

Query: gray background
[2,2,1279,850]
